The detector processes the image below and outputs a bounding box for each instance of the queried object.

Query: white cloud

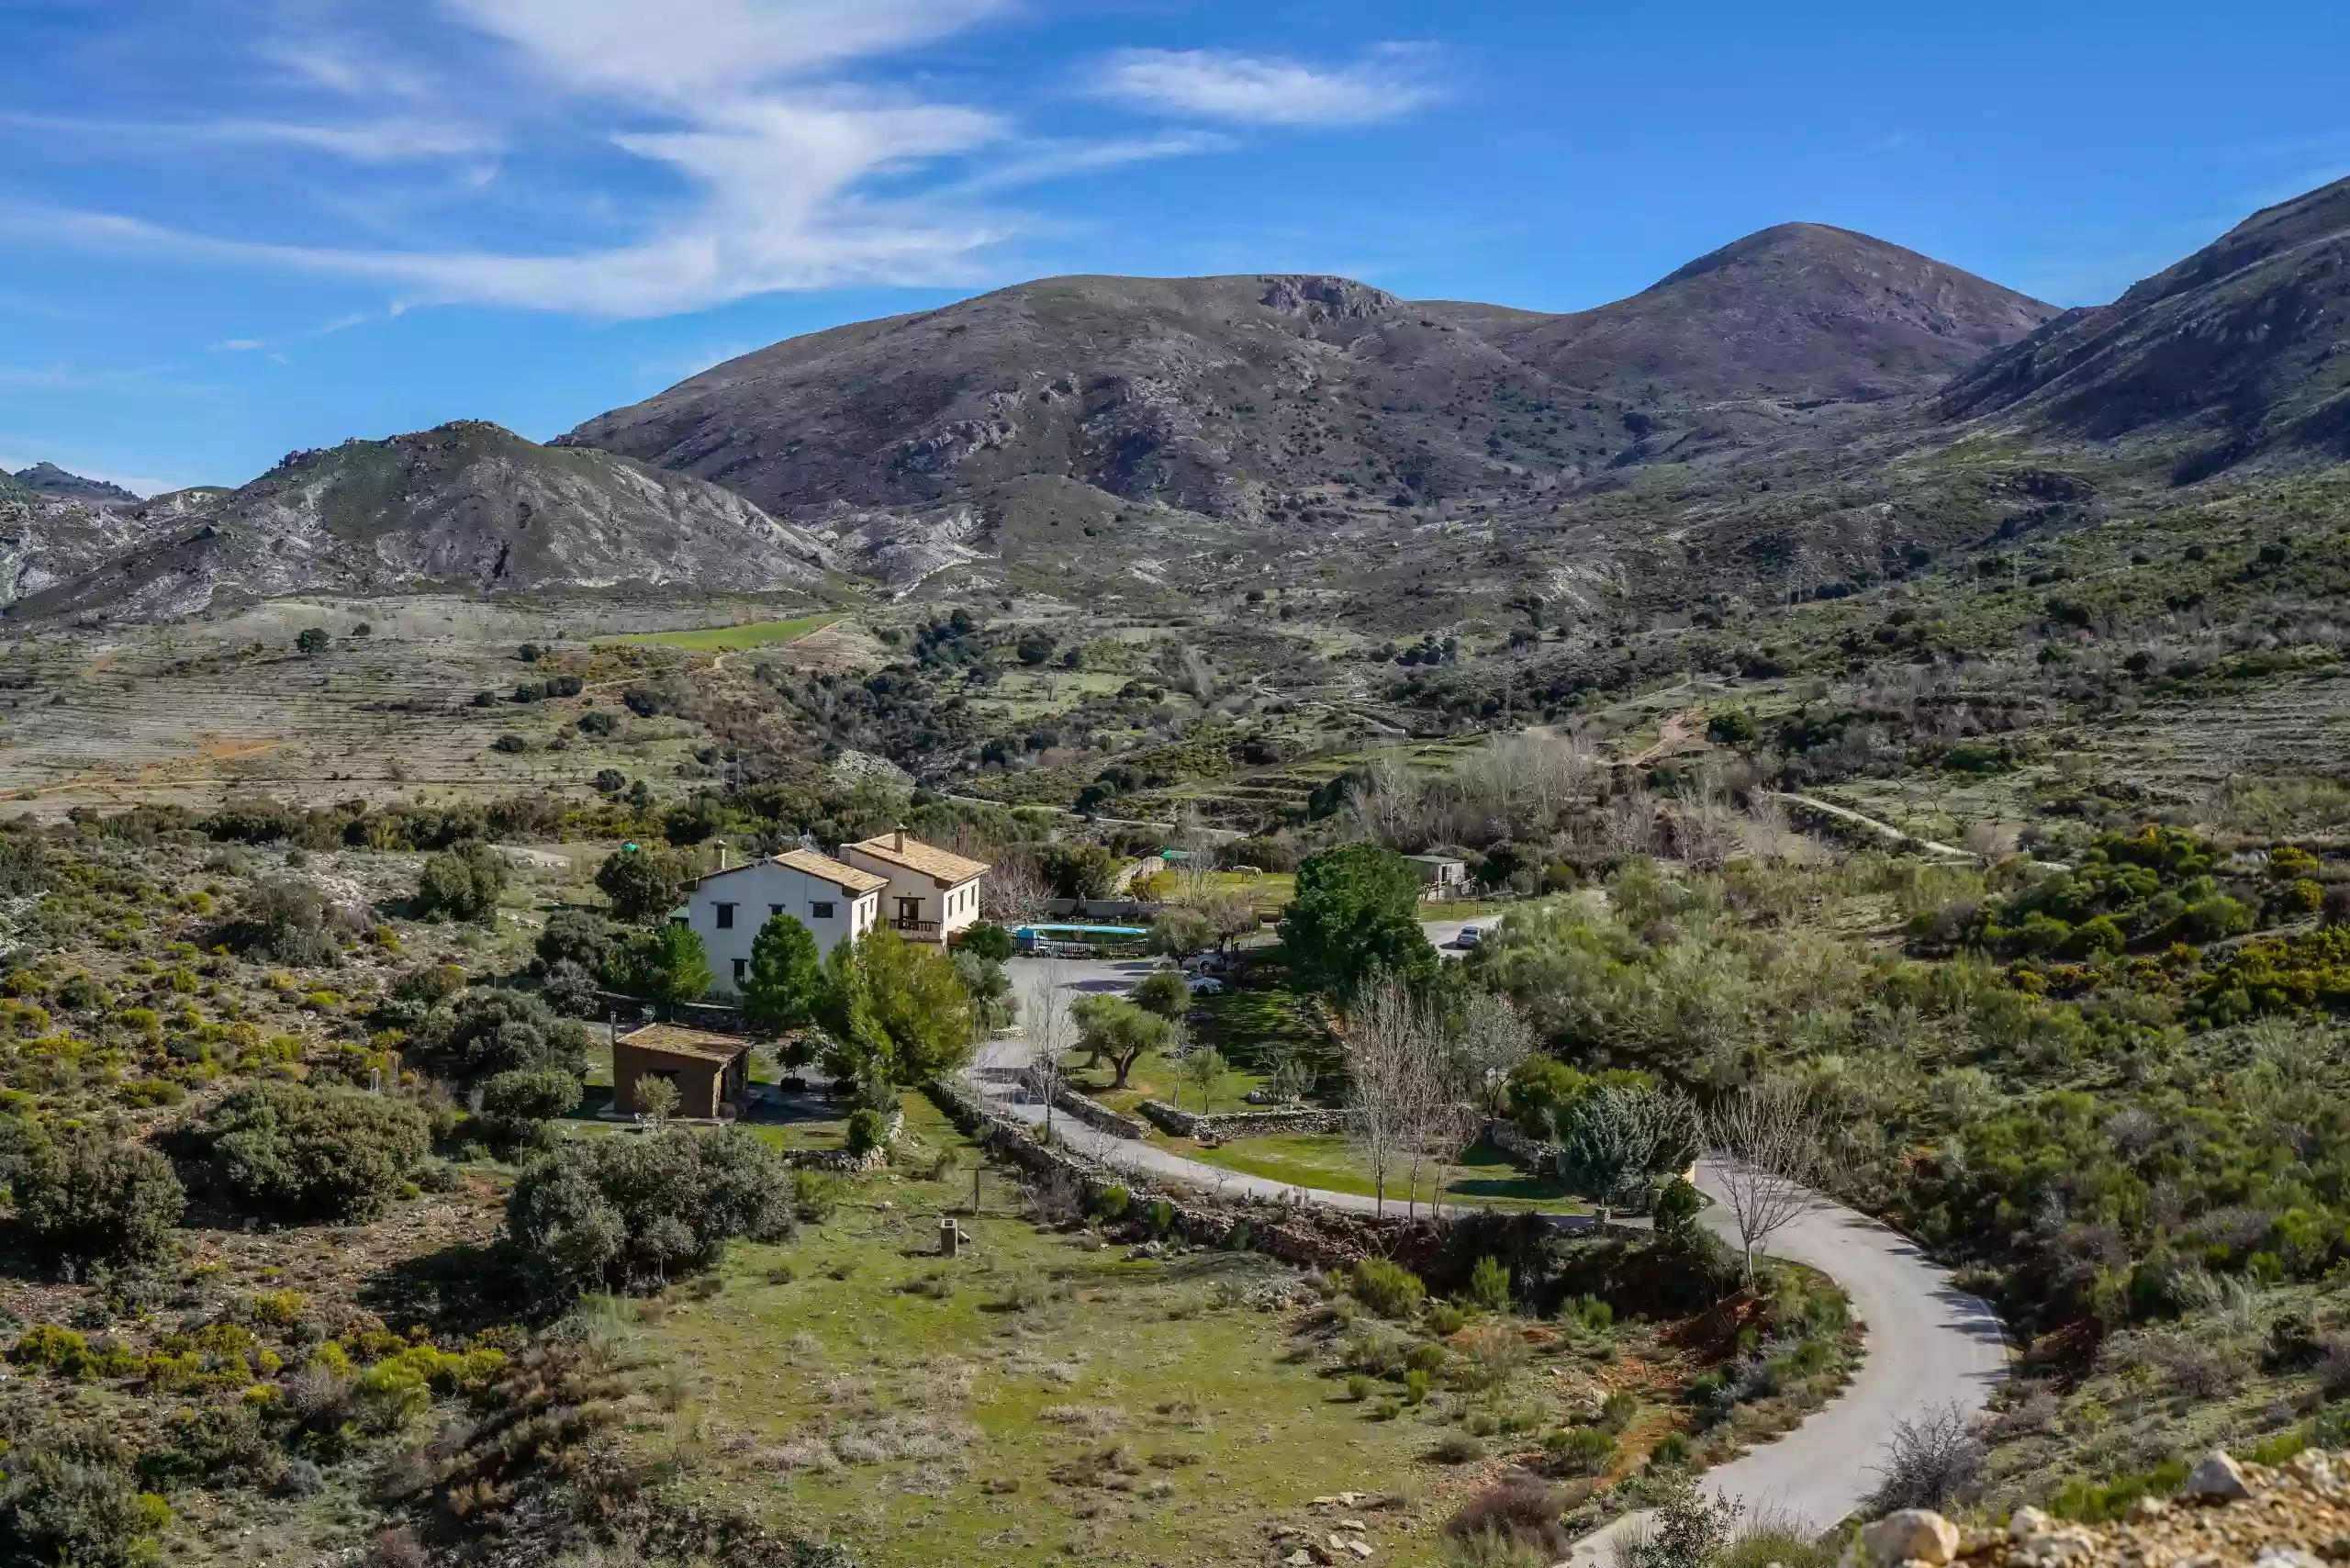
[0,109,496,164]
[442,0,1013,103]
[1089,44,1445,127]
[213,339,267,353]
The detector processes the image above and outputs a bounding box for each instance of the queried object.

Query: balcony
[892,917,942,936]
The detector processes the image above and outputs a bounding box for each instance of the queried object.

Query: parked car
[1185,974,1225,995]
[1456,925,1483,949]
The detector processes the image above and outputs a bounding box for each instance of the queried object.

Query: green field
[603,613,839,651]
[1173,1131,1589,1214]
[624,1094,1605,1566]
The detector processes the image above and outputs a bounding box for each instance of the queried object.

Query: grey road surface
[1564,1169,2009,1562]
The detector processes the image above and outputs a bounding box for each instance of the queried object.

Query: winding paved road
[975,946,2009,1561]
[1564,1172,2009,1562]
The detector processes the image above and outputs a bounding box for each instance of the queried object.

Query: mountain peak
[11,462,142,504]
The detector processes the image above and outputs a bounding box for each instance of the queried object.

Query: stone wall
[1138,1100,1358,1139]
[1024,1071,1151,1139]
[1485,1119,1561,1172]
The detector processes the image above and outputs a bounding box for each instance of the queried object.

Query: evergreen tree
[742,913,823,1034]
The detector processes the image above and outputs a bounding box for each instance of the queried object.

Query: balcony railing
[892,917,942,935]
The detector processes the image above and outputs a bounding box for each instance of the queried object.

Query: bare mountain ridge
[1941,176,2350,476]
[565,225,2058,529]
[6,421,836,622]
[11,462,143,505]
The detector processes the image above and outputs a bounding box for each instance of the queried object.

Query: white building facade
[840,831,989,947]
[685,848,885,996]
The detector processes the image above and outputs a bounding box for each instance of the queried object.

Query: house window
[811,901,835,919]
[897,897,923,924]
[769,903,784,917]
[732,958,747,983]
[714,902,735,930]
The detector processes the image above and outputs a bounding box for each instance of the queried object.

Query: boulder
[2186,1450,2254,1503]
[2007,1506,2052,1540]
[1862,1510,1961,1568]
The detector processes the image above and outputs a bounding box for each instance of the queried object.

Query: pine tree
[743,913,822,1034]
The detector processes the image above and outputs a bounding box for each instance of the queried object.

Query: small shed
[1404,853,1470,893]
[612,1024,752,1120]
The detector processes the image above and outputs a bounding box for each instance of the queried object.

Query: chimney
[893,825,905,851]
[719,844,729,870]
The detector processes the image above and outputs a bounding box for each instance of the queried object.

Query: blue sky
[3,0,2346,496]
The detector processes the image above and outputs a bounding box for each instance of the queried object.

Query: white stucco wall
[687,860,878,994]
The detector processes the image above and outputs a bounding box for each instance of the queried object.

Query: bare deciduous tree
[982,851,1052,925]
[1343,980,1447,1218]
[1704,1078,1829,1284]
[1025,952,1068,1138]
[1865,1401,1987,1513]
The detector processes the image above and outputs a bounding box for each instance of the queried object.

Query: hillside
[11,461,142,504]
[1439,221,2057,406]
[564,234,2053,537]
[6,421,836,622]
[1942,175,2350,477]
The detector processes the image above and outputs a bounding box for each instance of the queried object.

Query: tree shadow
[359,1238,545,1335]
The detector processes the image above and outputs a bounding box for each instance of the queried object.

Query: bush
[539,959,602,1018]
[845,1107,889,1156]
[9,1126,185,1266]
[200,1081,431,1223]
[216,879,342,966]
[0,1438,173,1568]
[415,842,507,923]
[477,1069,582,1141]
[1468,1255,1512,1312]
[408,988,592,1083]
[1863,1402,1985,1513]
[576,711,618,736]
[505,1126,795,1296]
[1446,1474,1572,1561]
[1547,1425,1615,1475]
[1652,1178,1702,1245]
[1349,1258,1427,1318]
[959,922,1015,963]
[595,846,699,923]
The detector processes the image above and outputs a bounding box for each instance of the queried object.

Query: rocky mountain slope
[1942,174,2350,477]
[565,230,2053,535]
[6,421,836,622]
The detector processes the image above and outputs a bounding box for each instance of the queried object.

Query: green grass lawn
[1065,1046,1268,1116]
[622,1093,1576,1566]
[601,613,838,652]
[1173,1131,1589,1214]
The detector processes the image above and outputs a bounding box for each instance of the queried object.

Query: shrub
[408,988,591,1083]
[415,842,507,923]
[9,1126,185,1266]
[1468,1255,1512,1312]
[200,1081,430,1223]
[1349,1258,1427,1318]
[1863,1402,1986,1513]
[959,922,1015,963]
[576,711,618,736]
[1446,1474,1572,1561]
[1428,1431,1487,1463]
[595,846,699,923]
[1547,1425,1615,1475]
[1652,1178,1702,1245]
[216,879,342,966]
[0,1437,172,1568]
[505,1126,794,1296]
[1403,1369,1430,1405]
[845,1107,889,1155]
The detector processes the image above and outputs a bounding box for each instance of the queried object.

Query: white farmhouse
[841,830,990,947]
[685,847,887,996]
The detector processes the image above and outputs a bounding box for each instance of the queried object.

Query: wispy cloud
[1088,44,1446,127]
[0,109,497,163]
[1,1,1407,319]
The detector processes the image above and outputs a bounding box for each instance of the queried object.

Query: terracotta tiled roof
[617,1024,749,1065]
[771,846,889,895]
[845,833,990,886]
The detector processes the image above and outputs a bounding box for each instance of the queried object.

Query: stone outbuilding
[611,1023,752,1120]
